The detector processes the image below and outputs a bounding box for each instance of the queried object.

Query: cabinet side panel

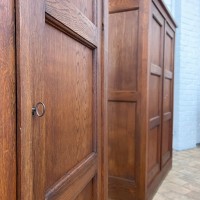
[0,0,16,199]
[108,6,139,200]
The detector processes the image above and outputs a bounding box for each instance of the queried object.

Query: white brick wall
[163,0,200,150]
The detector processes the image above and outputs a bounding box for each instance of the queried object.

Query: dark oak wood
[45,153,97,200]
[109,0,139,14]
[107,0,176,199]
[45,0,98,47]
[107,1,146,199]
[147,2,176,200]
[161,22,175,168]
[108,91,138,102]
[148,3,165,185]
[0,0,16,199]
[101,0,109,199]
[16,0,105,199]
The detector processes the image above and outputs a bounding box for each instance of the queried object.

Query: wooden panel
[149,75,160,118]
[108,102,136,180]
[45,154,97,200]
[148,3,165,186]
[151,64,162,76]
[165,31,173,71]
[108,91,138,102]
[161,22,175,169]
[151,16,163,66]
[149,116,161,129]
[109,0,139,13]
[72,0,94,22]
[148,164,159,185]
[162,120,172,166]
[75,180,94,200]
[44,24,94,189]
[152,0,177,31]
[163,79,171,113]
[148,127,161,183]
[17,0,102,199]
[108,3,141,199]
[0,0,16,199]
[101,0,109,199]
[109,177,136,199]
[108,10,138,91]
[45,0,98,47]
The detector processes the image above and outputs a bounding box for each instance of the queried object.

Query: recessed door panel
[17,0,102,199]
[161,23,175,167]
[108,11,138,91]
[44,24,93,189]
[108,102,136,180]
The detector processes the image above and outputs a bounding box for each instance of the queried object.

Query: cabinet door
[161,22,175,167]
[17,0,102,199]
[148,4,165,184]
[108,0,143,199]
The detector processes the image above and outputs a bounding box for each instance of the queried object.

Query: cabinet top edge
[153,0,177,28]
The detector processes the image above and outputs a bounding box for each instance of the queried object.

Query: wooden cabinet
[0,0,175,199]
[0,0,107,199]
[108,0,176,199]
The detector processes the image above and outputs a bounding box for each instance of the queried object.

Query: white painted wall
[163,0,200,150]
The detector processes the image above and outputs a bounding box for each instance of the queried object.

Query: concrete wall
[163,0,200,150]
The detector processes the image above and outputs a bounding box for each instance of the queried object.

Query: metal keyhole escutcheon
[32,102,46,117]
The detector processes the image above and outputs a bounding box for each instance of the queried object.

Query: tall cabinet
[107,0,176,199]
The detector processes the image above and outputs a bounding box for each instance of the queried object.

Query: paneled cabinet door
[161,22,175,167]
[17,0,102,199]
[148,4,165,184]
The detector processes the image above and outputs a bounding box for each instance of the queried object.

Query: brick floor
[153,147,200,200]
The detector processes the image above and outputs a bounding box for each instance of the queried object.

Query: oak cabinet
[108,0,176,199]
[0,0,107,199]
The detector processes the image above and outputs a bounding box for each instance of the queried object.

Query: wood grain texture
[44,24,94,189]
[0,0,16,199]
[108,7,141,200]
[101,0,109,199]
[136,0,151,198]
[108,11,138,91]
[75,180,94,200]
[17,0,104,199]
[161,22,175,169]
[109,0,139,13]
[147,2,176,199]
[46,0,98,47]
[108,176,136,199]
[108,91,138,102]
[46,154,97,200]
[148,3,164,185]
[72,0,94,22]
[16,0,45,199]
[108,102,136,180]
